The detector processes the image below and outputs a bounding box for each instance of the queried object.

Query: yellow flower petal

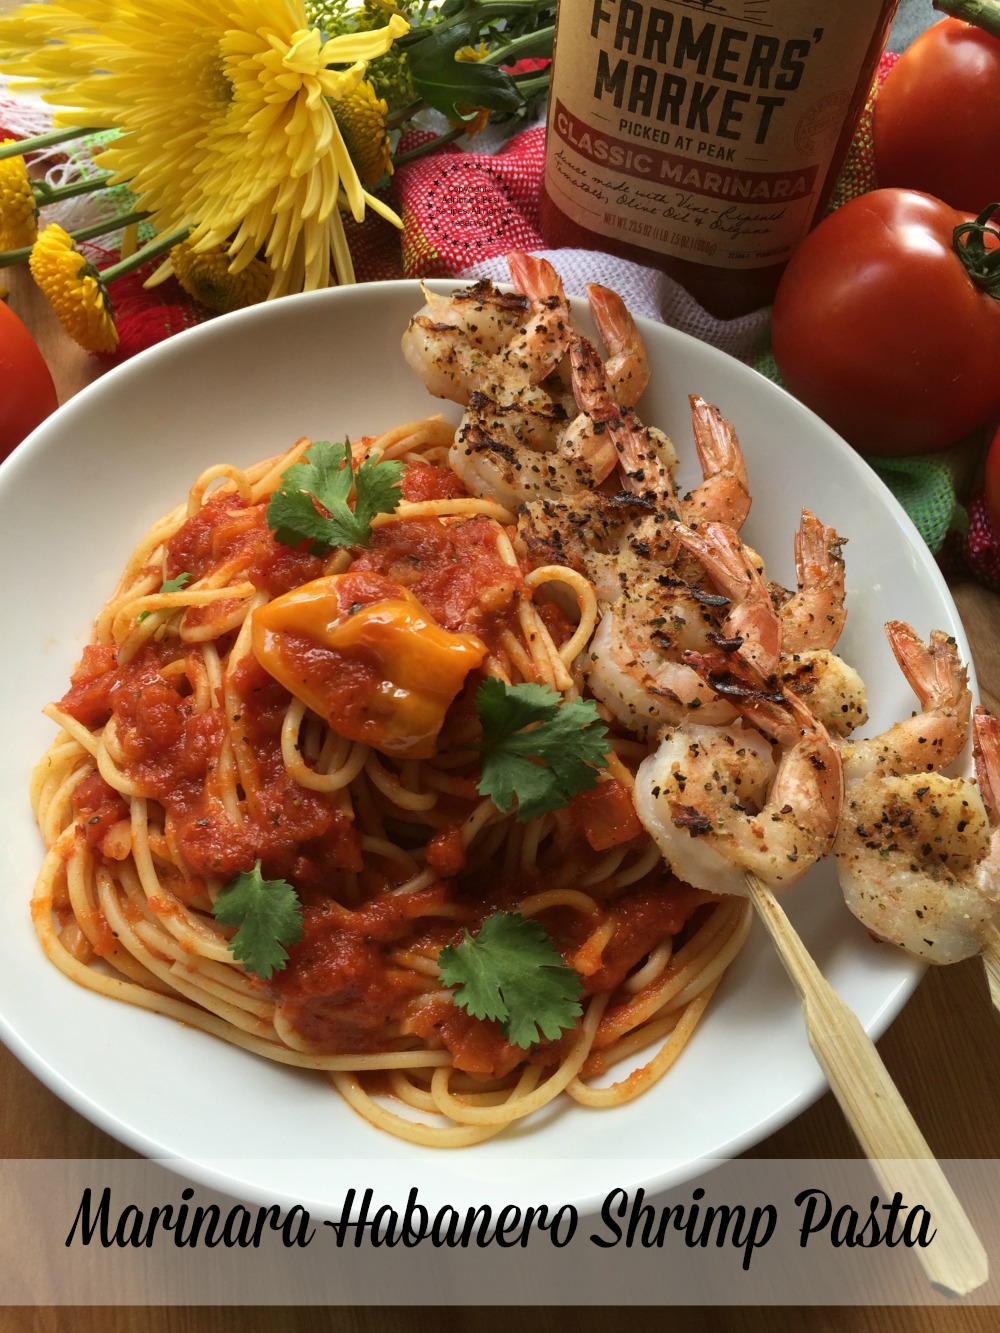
[28,222,118,354]
[0,139,37,250]
[332,80,392,191]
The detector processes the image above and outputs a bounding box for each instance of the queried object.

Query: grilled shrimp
[402,253,651,415]
[670,519,782,677]
[575,410,753,732]
[583,578,740,735]
[774,650,868,739]
[610,395,750,534]
[833,705,1000,965]
[449,337,625,508]
[633,660,843,896]
[400,253,572,406]
[682,396,752,531]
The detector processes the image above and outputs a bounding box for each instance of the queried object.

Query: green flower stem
[0,209,148,269]
[480,25,554,66]
[97,227,189,285]
[0,126,99,162]
[933,0,1000,37]
[507,74,551,98]
[385,98,426,132]
[33,173,113,206]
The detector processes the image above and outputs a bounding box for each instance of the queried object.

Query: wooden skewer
[743,871,988,1297]
[982,923,1000,1015]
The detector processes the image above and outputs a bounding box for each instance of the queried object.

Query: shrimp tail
[779,510,848,653]
[672,520,782,676]
[974,705,1000,820]
[883,621,972,771]
[586,283,650,408]
[686,394,751,529]
[507,249,564,303]
[885,622,970,713]
[569,337,621,424]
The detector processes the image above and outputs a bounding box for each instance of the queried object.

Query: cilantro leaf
[474,678,610,822]
[437,912,583,1049]
[212,861,303,981]
[136,571,191,622]
[266,440,403,555]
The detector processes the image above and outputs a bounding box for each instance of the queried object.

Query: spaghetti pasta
[30,415,751,1146]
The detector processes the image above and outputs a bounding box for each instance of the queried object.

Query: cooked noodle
[30,418,751,1145]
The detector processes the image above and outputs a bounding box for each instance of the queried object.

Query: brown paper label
[544,1,888,268]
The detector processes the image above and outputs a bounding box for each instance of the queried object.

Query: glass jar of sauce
[538,0,901,317]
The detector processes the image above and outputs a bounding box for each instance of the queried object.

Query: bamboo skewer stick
[743,871,988,1297]
[981,923,1000,1014]
[972,709,1000,1015]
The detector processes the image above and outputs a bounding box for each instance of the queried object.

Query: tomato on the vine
[985,424,1000,538]
[771,191,1000,457]
[874,18,1000,216]
[0,299,58,458]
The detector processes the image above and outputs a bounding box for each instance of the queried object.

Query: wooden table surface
[2,264,998,1333]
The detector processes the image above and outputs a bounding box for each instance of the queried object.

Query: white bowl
[0,280,963,1217]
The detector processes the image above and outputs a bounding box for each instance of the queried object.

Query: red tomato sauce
[577,878,714,996]
[399,461,468,502]
[271,886,449,1053]
[57,468,710,1075]
[165,493,324,595]
[352,515,522,647]
[59,637,361,885]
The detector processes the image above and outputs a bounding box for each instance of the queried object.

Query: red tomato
[771,190,1000,456]
[985,424,1000,538]
[0,299,58,457]
[874,18,1000,215]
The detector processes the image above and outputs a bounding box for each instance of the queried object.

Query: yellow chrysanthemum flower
[0,140,37,250]
[28,222,118,354]
[169,240,272,314]
[0,1,409,293]
[332,80,391,190]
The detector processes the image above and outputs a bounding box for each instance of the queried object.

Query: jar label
[544,1,887,269]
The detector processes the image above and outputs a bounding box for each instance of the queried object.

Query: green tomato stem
[933,0,1000,38]
[953,203,1000,298]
